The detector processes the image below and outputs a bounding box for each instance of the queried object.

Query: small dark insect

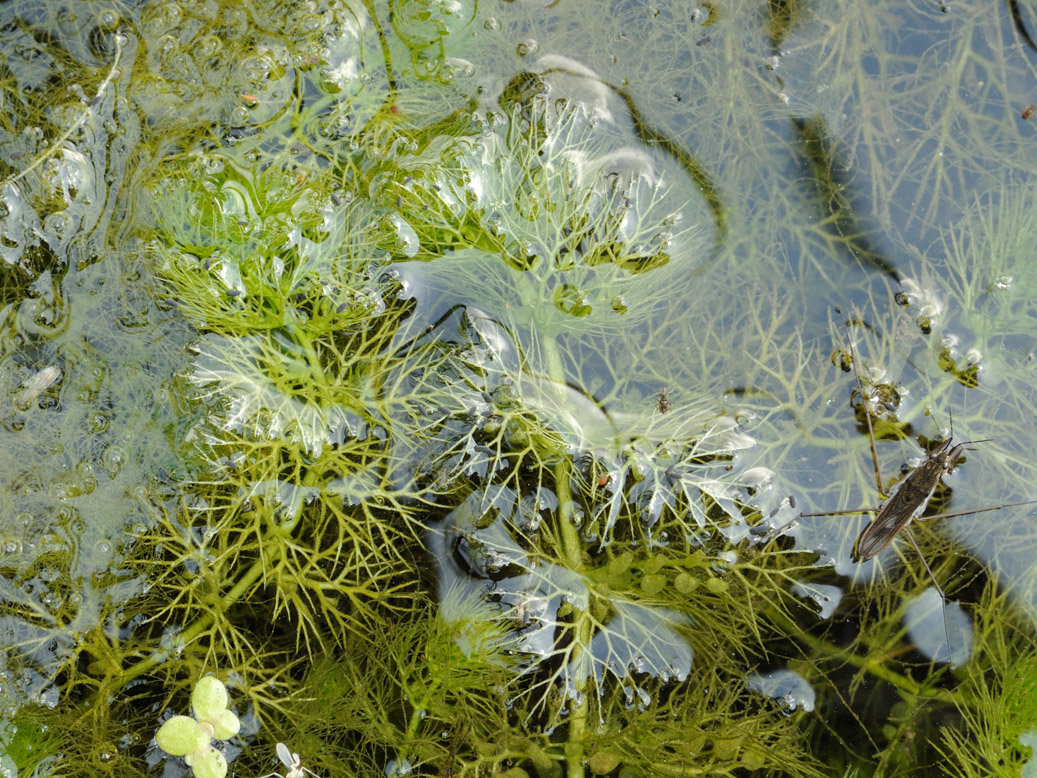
[1022,104,1036,120]
[657,388,670,413]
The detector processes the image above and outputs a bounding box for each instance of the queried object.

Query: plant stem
[119,462,320,685]
[539,332,587,778]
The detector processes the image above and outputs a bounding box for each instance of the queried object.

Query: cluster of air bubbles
[620,684,652,711]
[516,39,540,57]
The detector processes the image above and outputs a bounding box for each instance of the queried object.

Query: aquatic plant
[932,583,1037,778]
[110,25,833,775]
[155,676,241,778]
[0,0,1034,776]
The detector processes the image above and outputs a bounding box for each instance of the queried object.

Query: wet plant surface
[0,0,1036,776]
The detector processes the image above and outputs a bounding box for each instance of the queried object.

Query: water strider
[787,317,1037,662]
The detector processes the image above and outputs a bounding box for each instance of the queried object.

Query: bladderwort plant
[122,50,833,775]
[3,0,1035,775]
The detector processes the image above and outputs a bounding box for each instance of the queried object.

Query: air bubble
[516,38,540,57]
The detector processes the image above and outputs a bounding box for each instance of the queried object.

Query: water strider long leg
[901,527,953,662]
[911,499,1037,522]
[798,508,881,517]
[766,507,881,540]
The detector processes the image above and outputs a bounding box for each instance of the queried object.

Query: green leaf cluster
[116,18,826,776]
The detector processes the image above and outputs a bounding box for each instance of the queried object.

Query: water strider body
[802,433,1035,574]
[854,439,966,561]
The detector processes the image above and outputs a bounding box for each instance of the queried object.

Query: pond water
[0,0,1035,776]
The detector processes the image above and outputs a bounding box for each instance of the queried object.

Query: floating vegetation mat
[0,0,1035,776]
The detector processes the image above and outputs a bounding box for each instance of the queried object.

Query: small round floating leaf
[191,676,229,722]
[712,735,742,761]
[740,748,766,770]
[156,716,208,757]
[607,550,633,578]
[186,745,228,778]
[674,572,697,594]
[640,572,666,596]
[704,576,729,594]
[210,709,241,741]
[588,750,620,774]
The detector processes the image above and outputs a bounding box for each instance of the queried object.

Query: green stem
[538,332,586,778]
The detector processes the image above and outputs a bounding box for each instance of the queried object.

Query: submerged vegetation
[0,0,1035,776]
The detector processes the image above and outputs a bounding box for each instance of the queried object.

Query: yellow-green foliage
[934,585,1037,778]
[0,0,1035,777]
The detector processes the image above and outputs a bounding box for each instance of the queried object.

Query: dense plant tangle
[0,0,1035,776]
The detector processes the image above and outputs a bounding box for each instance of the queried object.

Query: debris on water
[14,365,62,409]
[657,387,670,413]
